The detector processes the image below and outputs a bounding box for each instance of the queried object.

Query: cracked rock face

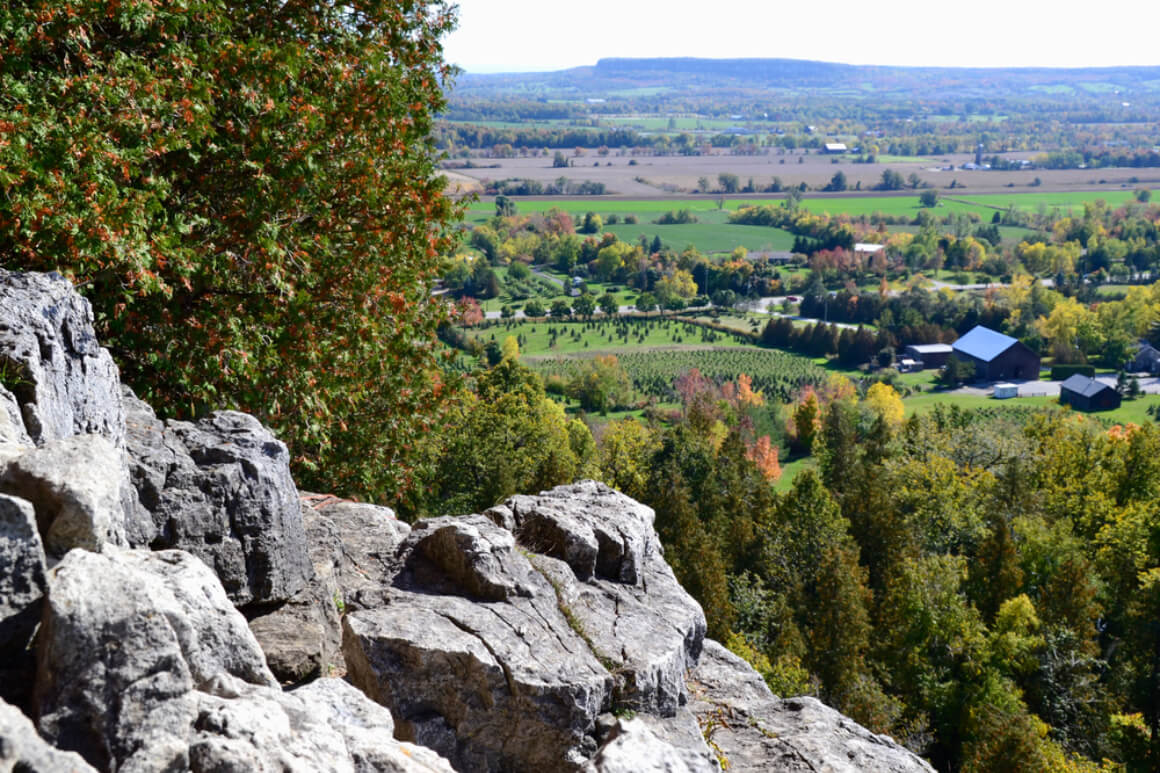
[247,496,412,683]
[686,640,934,773]
[187,674,456,773]
[0,493,46,709]
[496,480,658,584]
[0,434,151,554]
[342,482,709,773]
[247,501,347,683]
[33,546,454,772]
[0,269,125,450]
[123,390,311,606]
[0,493,46,645]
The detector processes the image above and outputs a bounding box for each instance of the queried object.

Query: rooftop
[907,343,953,354]
[1060,374,1115,399]
[952,325,1018,362]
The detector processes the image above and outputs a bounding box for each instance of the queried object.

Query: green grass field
[900,390,1160,425]
[798,195,994,219]
[461,190,1154,262]
[464,200,796,254]
[606,221,796,253]
[949,190,1149,212]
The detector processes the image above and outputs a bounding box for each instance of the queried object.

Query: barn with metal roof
[951,325,1041,381]
[903,343,953,370]
[1059,375,1121,412]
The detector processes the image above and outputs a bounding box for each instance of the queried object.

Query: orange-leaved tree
[0,0,460,501]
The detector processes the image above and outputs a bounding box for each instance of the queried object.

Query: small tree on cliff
[0,0,460,501]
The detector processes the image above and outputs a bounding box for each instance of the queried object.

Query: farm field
[529,346,826,404]
[446,148,1160,199]
[605,214,796,253]
[463,199,797,254]
[467,317,751,355]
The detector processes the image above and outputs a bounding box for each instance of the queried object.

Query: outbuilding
[823,142,848,154]
[993,383,1018,399]
[903,343,953,370]
[1059,375,1121,412]
[951,325,1041,381]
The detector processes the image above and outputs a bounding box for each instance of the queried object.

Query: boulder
[500,480,657,584]
[0,269,125,449]
[686,640,934,773]
[343,482,706,772]
[584,717,715,773]
[0,494,46,709]
[320,499,411,610]
[343,573,612,772]
[404,514,538,602]
[188,674,456,773]
[0,697,97,773]
[123,391,310,605]
[34,545,455,772]
[35,548,277,770]
[0,434,151,554]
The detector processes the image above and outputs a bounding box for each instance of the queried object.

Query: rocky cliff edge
[0,269,932,773]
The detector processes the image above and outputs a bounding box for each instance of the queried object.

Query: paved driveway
[952,375,1160,397]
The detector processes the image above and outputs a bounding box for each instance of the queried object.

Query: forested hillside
[6,3,1160,771]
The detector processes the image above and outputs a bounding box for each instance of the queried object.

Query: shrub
[1050,364,1096,380]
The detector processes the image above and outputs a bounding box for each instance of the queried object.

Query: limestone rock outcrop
[123,390,310,606]
[687,640,934,772]
[584,717,715,773]
[0,434,147,554]
[246,495,411,683]
[343,482,710,772]
[34,546,456,772]
[0,492,46,708]
[0,269,125,449]
[0,270,937,773]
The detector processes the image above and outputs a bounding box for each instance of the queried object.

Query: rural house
[1059,374,1122,412]
[1130,341,1160,374]
[951,325,1041,381]
[823,142,848,154]
[903,343,953,370]
[854,243,886,263]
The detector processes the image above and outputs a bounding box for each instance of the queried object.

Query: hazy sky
[444,0,1160,73]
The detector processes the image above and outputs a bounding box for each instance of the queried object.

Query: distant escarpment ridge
[456,57,1160,98]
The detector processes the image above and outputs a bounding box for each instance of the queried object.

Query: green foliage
[566,355,633,414]
[653,209,698,225]
[1051,364,1097,380]
[604,392,1160,769]
[0,0,459,501]
[407,358,596,518]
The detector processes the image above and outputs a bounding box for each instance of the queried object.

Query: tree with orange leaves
[0,0,460,501]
